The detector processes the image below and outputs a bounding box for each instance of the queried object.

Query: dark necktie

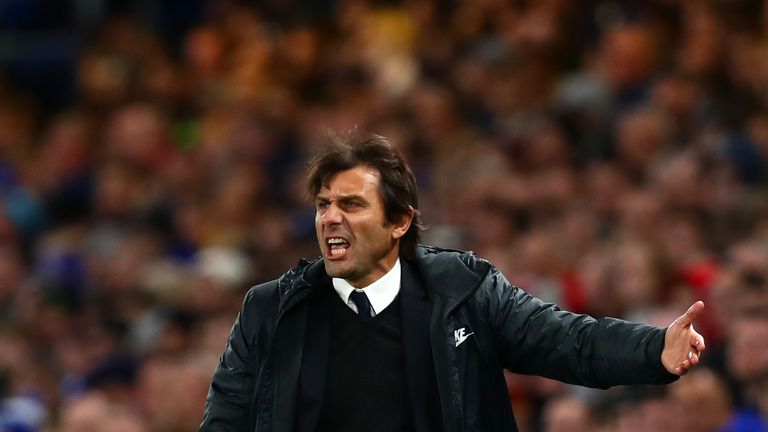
[349,291,373,320]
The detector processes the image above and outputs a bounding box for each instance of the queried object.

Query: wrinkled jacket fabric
[200,246,675,432]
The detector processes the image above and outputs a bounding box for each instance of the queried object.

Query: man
[200,134,705,432]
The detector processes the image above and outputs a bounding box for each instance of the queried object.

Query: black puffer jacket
[200,246,675,432]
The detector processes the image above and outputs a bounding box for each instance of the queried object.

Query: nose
[320,202,342,226]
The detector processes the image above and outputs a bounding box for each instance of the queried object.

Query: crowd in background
[1,0,768,431]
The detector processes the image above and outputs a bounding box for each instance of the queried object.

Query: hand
[661,301,706,376]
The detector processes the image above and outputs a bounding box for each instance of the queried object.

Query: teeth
[327,238,347,244]
[331,248,346,255]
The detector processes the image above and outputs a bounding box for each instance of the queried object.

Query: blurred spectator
[542,394,592,432]
[58,391,146,432]
[668,368,733,432]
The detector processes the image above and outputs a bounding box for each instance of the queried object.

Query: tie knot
[349,290,373,319]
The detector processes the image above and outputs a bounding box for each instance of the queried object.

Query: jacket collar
[275,257,327,314]
[281,245,490,313]
[412,245,491,312]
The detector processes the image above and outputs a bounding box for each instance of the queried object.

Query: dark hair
[307,132,423,260]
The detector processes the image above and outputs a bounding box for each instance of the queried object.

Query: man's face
[314,166,409,287]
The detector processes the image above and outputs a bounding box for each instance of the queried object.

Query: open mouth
[326,237,350,259]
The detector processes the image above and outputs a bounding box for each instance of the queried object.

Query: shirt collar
[332,258,401,316]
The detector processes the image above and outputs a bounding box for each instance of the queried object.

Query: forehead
[318,166,381,197]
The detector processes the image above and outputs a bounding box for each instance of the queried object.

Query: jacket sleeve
[484,268,677,389]
[200,284,277,431]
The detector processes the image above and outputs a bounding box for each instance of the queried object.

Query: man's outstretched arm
[487,268,703,387]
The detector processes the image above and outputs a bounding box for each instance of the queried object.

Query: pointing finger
[679,300,705,327]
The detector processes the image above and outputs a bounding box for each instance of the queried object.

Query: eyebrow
[315,193,369,204]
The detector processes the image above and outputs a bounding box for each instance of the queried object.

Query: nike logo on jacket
[454,327,474,347]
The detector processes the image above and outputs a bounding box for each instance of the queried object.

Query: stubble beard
[324,259,365,284]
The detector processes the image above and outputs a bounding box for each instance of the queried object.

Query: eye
[316,199,330,210]
[341,200,364,210]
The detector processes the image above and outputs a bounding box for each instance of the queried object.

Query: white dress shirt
[332,259,401,317]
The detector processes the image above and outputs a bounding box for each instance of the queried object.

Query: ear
[391,206,414,240]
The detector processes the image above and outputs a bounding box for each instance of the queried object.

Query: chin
[323,261,348,279]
